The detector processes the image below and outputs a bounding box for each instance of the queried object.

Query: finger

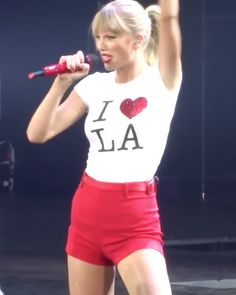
[78,63,90,73]
[69,55,77,72]
[59,55,68,65]
[76,50,85,63]
[69,51,86,72]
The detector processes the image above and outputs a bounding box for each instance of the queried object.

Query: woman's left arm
[158,0,182,90]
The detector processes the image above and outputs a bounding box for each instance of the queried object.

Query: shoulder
[73,71,115,105]
[76,71,114,86]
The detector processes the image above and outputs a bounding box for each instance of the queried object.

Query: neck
[115,56,148,84]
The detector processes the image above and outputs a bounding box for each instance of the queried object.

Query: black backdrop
[1,0,236,241]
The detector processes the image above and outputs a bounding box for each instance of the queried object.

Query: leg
[117,249,172,295]
[67,255,115,295]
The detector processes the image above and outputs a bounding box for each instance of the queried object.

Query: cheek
[113,51,130,66]
[116,43,133,58]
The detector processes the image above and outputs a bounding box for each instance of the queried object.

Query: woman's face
[94,30,138,71]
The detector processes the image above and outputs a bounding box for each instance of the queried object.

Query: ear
[133,34,144,49]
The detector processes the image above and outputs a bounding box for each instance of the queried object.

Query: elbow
[26,130,47,144]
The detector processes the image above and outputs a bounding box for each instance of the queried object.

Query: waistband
[81,173,158,195]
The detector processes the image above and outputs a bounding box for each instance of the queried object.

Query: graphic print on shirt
[91,98,148,152]
[120,97,148,119]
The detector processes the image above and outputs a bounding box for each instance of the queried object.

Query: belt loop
[146,177,158,195]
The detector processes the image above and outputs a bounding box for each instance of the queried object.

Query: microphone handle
[43,63,69,76]
[28,63,83,79]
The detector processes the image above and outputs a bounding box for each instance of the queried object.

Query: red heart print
[120,97,148,119]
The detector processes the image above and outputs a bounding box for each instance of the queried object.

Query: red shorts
[66,173,164,266]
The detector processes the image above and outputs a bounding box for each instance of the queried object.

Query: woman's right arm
[26,51,90,143]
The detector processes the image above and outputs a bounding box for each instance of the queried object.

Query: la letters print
[91,98,147,152]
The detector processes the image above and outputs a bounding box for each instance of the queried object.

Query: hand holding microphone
[28,51,99,80]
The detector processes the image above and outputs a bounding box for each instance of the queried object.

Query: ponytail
[145,5,161,65]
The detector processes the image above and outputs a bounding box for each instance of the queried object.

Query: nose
[95,37,107,51]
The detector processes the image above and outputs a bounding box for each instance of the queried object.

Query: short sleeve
[74,72,100,106]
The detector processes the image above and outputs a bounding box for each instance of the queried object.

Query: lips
[101,54,112,63]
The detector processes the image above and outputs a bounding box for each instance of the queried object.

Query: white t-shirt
[74,66,181,182]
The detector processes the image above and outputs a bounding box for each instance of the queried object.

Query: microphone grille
[85,53,100,67]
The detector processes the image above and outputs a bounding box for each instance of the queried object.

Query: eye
[107,35,116,40]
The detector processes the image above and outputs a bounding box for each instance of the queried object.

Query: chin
[104,63,115,71]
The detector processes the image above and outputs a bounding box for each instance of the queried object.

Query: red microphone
[28,53,99,80]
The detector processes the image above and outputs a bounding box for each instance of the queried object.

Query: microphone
[28,53,99,80]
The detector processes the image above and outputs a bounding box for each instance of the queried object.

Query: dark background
[0,0,236,243]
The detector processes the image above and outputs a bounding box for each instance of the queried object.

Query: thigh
[67,255,115,295]
[117,249,172,295]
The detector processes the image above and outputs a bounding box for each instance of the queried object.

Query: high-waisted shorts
[66,172,164,266]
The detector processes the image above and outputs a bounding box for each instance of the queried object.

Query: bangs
[91,7,131,36]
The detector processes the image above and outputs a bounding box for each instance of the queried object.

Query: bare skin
[117,250,172,295]
[67,256,115,295]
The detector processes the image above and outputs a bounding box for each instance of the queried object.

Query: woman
[27,0,182,294]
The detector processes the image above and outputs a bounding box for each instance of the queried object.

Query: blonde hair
[91,0,160,65]
[145,5,160,65]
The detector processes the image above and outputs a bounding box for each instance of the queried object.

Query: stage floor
[0,192,235,295]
